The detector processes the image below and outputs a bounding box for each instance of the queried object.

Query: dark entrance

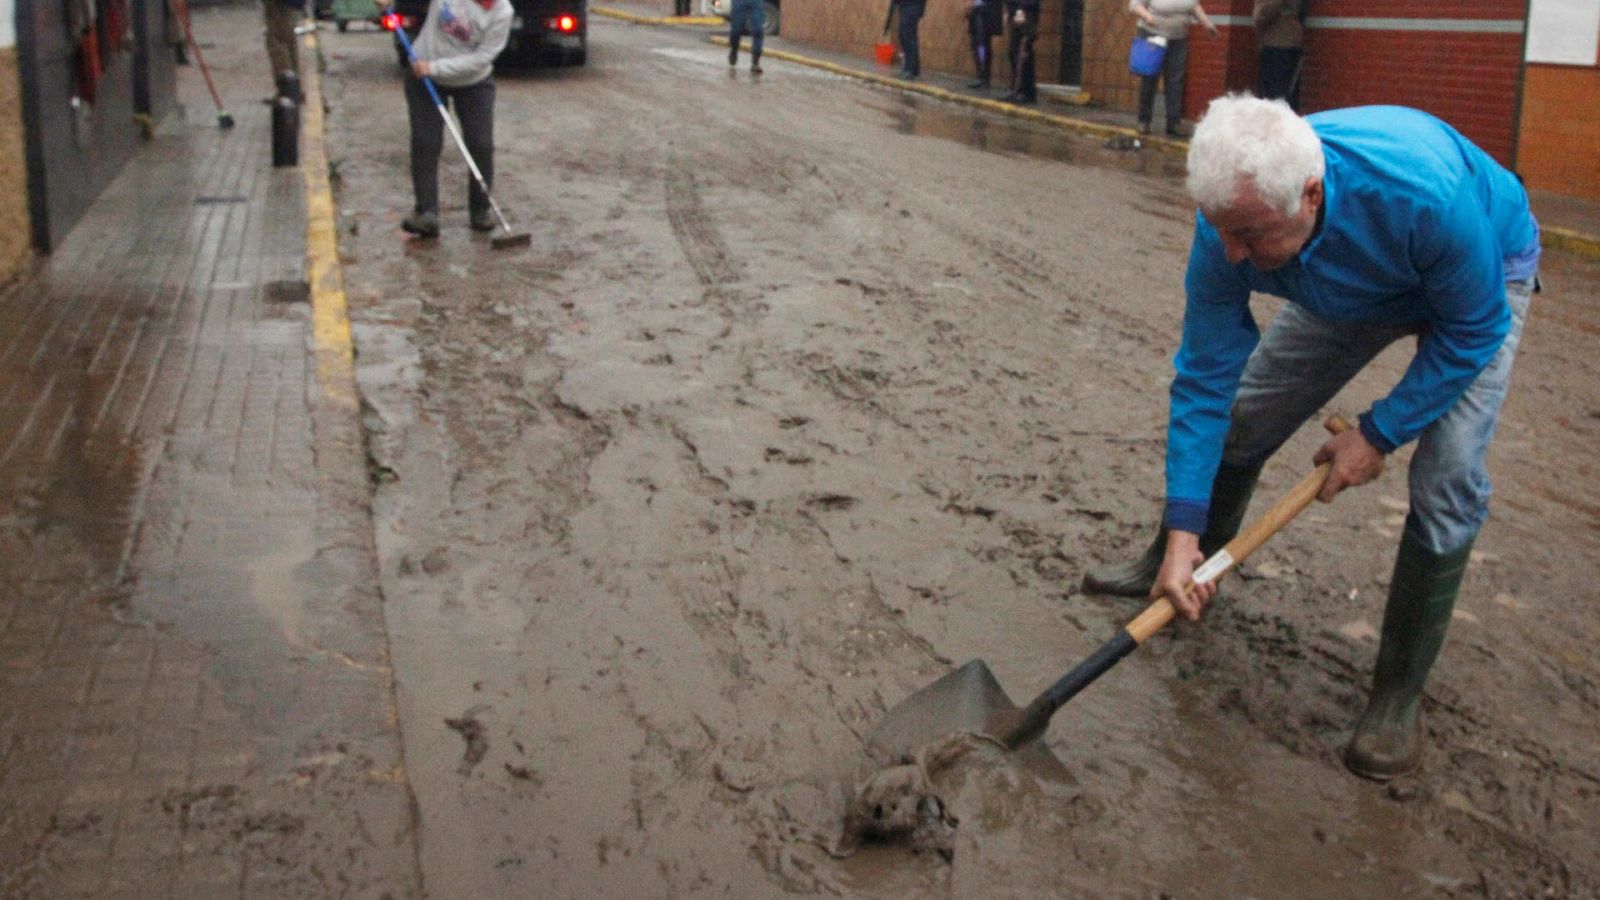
[1057,0,1083,86]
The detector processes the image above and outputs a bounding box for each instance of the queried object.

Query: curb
[703,34,1188,158]
[1542,225,1600,262]
[592,6,721,25]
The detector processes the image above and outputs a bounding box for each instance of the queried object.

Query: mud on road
[319,19,1600,898]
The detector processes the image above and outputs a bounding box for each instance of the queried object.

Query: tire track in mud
[664,167,740,292]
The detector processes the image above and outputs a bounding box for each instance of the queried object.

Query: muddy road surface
[319,19,1600,898]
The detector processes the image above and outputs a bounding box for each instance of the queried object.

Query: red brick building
[780,0,1600,201]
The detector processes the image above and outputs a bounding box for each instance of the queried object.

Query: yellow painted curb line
[300,33,360,414]
[704,35,1186,157]
[1542,225,1600,262]
[592,6,720,25]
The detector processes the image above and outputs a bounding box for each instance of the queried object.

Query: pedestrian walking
[1002,0,1039,103]
[1253,0,1305,110]
[393,0,513,238]
[727,0,765,73]
[894,0,926,79]
[965,0,1003,89]
[263,0,303,86]
[1128,0,1219,136]
[1082,95,1541,782]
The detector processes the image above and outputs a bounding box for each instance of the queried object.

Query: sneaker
[469,209,495,232]
[1166,123,1189,138]
[401,211,440,238]
[729,46,738,66]
[751,62,763,74]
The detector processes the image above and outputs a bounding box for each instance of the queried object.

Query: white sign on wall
[1526,0,1600,65]
[1,0,15,49]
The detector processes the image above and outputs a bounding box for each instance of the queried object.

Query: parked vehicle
[382,0,587,67]
[701,0,778,35]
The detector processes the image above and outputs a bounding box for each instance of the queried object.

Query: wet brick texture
[0,12,418,899]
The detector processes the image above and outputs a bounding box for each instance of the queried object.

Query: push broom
[390,18,531,249]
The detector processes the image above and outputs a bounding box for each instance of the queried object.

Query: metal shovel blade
[866,660,1070,779]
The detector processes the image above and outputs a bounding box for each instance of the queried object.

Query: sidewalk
[595,3,1600,258]
[0,8,418,898]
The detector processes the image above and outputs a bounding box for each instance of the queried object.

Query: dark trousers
[1257,46,1303,110]
[897,0,925,75]
[1137,35,1188,131]
[967,9,994,84]
[404,75,495,216]
[729,0,765,60]
[1007,19,1036,100]
[674,0,690,14]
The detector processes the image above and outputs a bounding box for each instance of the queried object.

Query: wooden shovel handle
[1125,415,1350,644]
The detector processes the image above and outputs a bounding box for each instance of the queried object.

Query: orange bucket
[874,41,895,66]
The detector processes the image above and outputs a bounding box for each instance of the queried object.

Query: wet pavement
[0,10,418,898]
[2,3,1599,898]
[596,0,1600,254]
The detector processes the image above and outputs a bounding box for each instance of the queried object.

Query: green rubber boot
[1344,526,1473,781]
[1081,462,1262,596]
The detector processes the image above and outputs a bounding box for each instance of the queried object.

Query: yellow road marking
[299,31,360,414]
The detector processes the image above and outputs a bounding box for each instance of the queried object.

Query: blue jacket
[1164,106,1539,533]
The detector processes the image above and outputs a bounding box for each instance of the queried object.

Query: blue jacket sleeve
[1164,221,1258,534]
[1360,180,1511,452]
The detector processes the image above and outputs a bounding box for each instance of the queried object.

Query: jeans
[1220,277,1535,555]
[897,0,925,75]
[404,75,495,217]
[729,0,765,60]
[967,8,993,84]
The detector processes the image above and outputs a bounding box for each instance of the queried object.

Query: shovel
[866,415,1351,773]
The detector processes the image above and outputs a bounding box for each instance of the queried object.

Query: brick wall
[1518,65,1600,201]
[782,0,1070,87]
[0,48,32,289]
[1181,0,1526,164]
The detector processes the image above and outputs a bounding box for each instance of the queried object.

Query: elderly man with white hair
[1083,95,1541,780]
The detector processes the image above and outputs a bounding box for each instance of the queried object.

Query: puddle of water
[864,94,1191,188]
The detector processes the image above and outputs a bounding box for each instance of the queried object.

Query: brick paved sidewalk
[0,8,419,898]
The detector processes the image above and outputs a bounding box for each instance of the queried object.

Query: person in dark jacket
[1254,0,1305,110]
[965,0,1003,89]
[1002,0,1039,104]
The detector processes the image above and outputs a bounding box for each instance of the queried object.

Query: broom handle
[390,15,513,231]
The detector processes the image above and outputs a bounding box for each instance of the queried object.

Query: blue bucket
[1128,35,1167,77]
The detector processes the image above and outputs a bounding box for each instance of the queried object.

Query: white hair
[1185,93,1325,216]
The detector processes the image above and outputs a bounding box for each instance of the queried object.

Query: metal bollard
[271,70,300,168]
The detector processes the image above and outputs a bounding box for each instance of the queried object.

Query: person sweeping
[388,0,512,238]
[1083,95,1540,781]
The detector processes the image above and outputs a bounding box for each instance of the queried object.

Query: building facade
[8,0,179,273]
[780,0,1599,201]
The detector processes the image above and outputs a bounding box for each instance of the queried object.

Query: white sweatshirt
[413,0,514,88]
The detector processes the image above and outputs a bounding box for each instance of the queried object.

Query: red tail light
[555,14,577,31]
[381,12,402,30]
